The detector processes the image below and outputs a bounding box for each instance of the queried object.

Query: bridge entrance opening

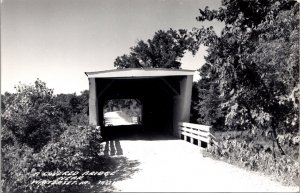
[86,68,194,139]
[103,99,143,126]
[102,98,144,139]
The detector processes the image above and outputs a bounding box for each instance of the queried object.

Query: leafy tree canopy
[114,29,196,69]
[53,90,89,125]
[192,0,299,154]
[2,79,63,151]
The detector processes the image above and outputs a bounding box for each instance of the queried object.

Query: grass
[208,130,299,186]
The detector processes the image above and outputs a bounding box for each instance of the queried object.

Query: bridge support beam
[89,78,99,126]
[173,75,193,138]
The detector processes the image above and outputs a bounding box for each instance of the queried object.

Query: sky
[2,0,224,94]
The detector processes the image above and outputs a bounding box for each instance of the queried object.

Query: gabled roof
[85,68,195,78]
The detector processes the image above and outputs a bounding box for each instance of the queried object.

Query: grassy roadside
[206,130,299,186]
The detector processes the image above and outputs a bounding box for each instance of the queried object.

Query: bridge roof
[85,68,195,78]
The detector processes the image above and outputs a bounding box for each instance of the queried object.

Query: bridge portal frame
[85,68,194,138]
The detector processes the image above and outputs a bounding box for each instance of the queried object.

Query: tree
[77,90,89,115]
[1,92,18,113]
[193,0,299,154]
[2,79,63,151]
[191,63,225,130]
[54,93,75,124]
[190,83,201,124]
[53,90,89,125]
[114,29,195,69]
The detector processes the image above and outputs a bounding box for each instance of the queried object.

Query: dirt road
[100,136,298,192]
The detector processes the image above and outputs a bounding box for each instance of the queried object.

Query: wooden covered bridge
[85,68,214,146]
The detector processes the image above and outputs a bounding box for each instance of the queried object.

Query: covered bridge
[85,68,194,138]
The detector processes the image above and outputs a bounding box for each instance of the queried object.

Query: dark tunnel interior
[96,77,181,139]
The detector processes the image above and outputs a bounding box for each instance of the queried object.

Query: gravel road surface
[101,137,298,192]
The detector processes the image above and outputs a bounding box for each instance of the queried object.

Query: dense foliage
[2,125,102,193]
[54,90,89,126]
[208,131,299,185]
[2,79,63,151]
[114,29,195,69]
[1,80,100,193]
[1,80,89,150]
[191,0,299,185]
[192,0,299,152]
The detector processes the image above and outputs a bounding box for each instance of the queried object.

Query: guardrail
[179,122,218,148]
[131,117,139,124]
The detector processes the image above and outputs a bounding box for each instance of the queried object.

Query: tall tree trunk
[272,127,286,155]
[271,119,286,155]
[272,136,276,161]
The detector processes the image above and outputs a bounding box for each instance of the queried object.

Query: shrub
[38,125,102,171]
[2,125,103,193]
[53,91,89,125]
[1,138,40,193]
[207,134,299,185]
[70,114,89,126]
[2,79,63,151]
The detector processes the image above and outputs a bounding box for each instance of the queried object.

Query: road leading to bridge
[100,137,298,192]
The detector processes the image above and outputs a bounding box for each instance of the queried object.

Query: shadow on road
[63,126,176,192]
[104,140,123,156]
[79,139,139,192]
[89,156,140,192]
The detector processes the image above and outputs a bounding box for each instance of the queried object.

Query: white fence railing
[179,122,218,148]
